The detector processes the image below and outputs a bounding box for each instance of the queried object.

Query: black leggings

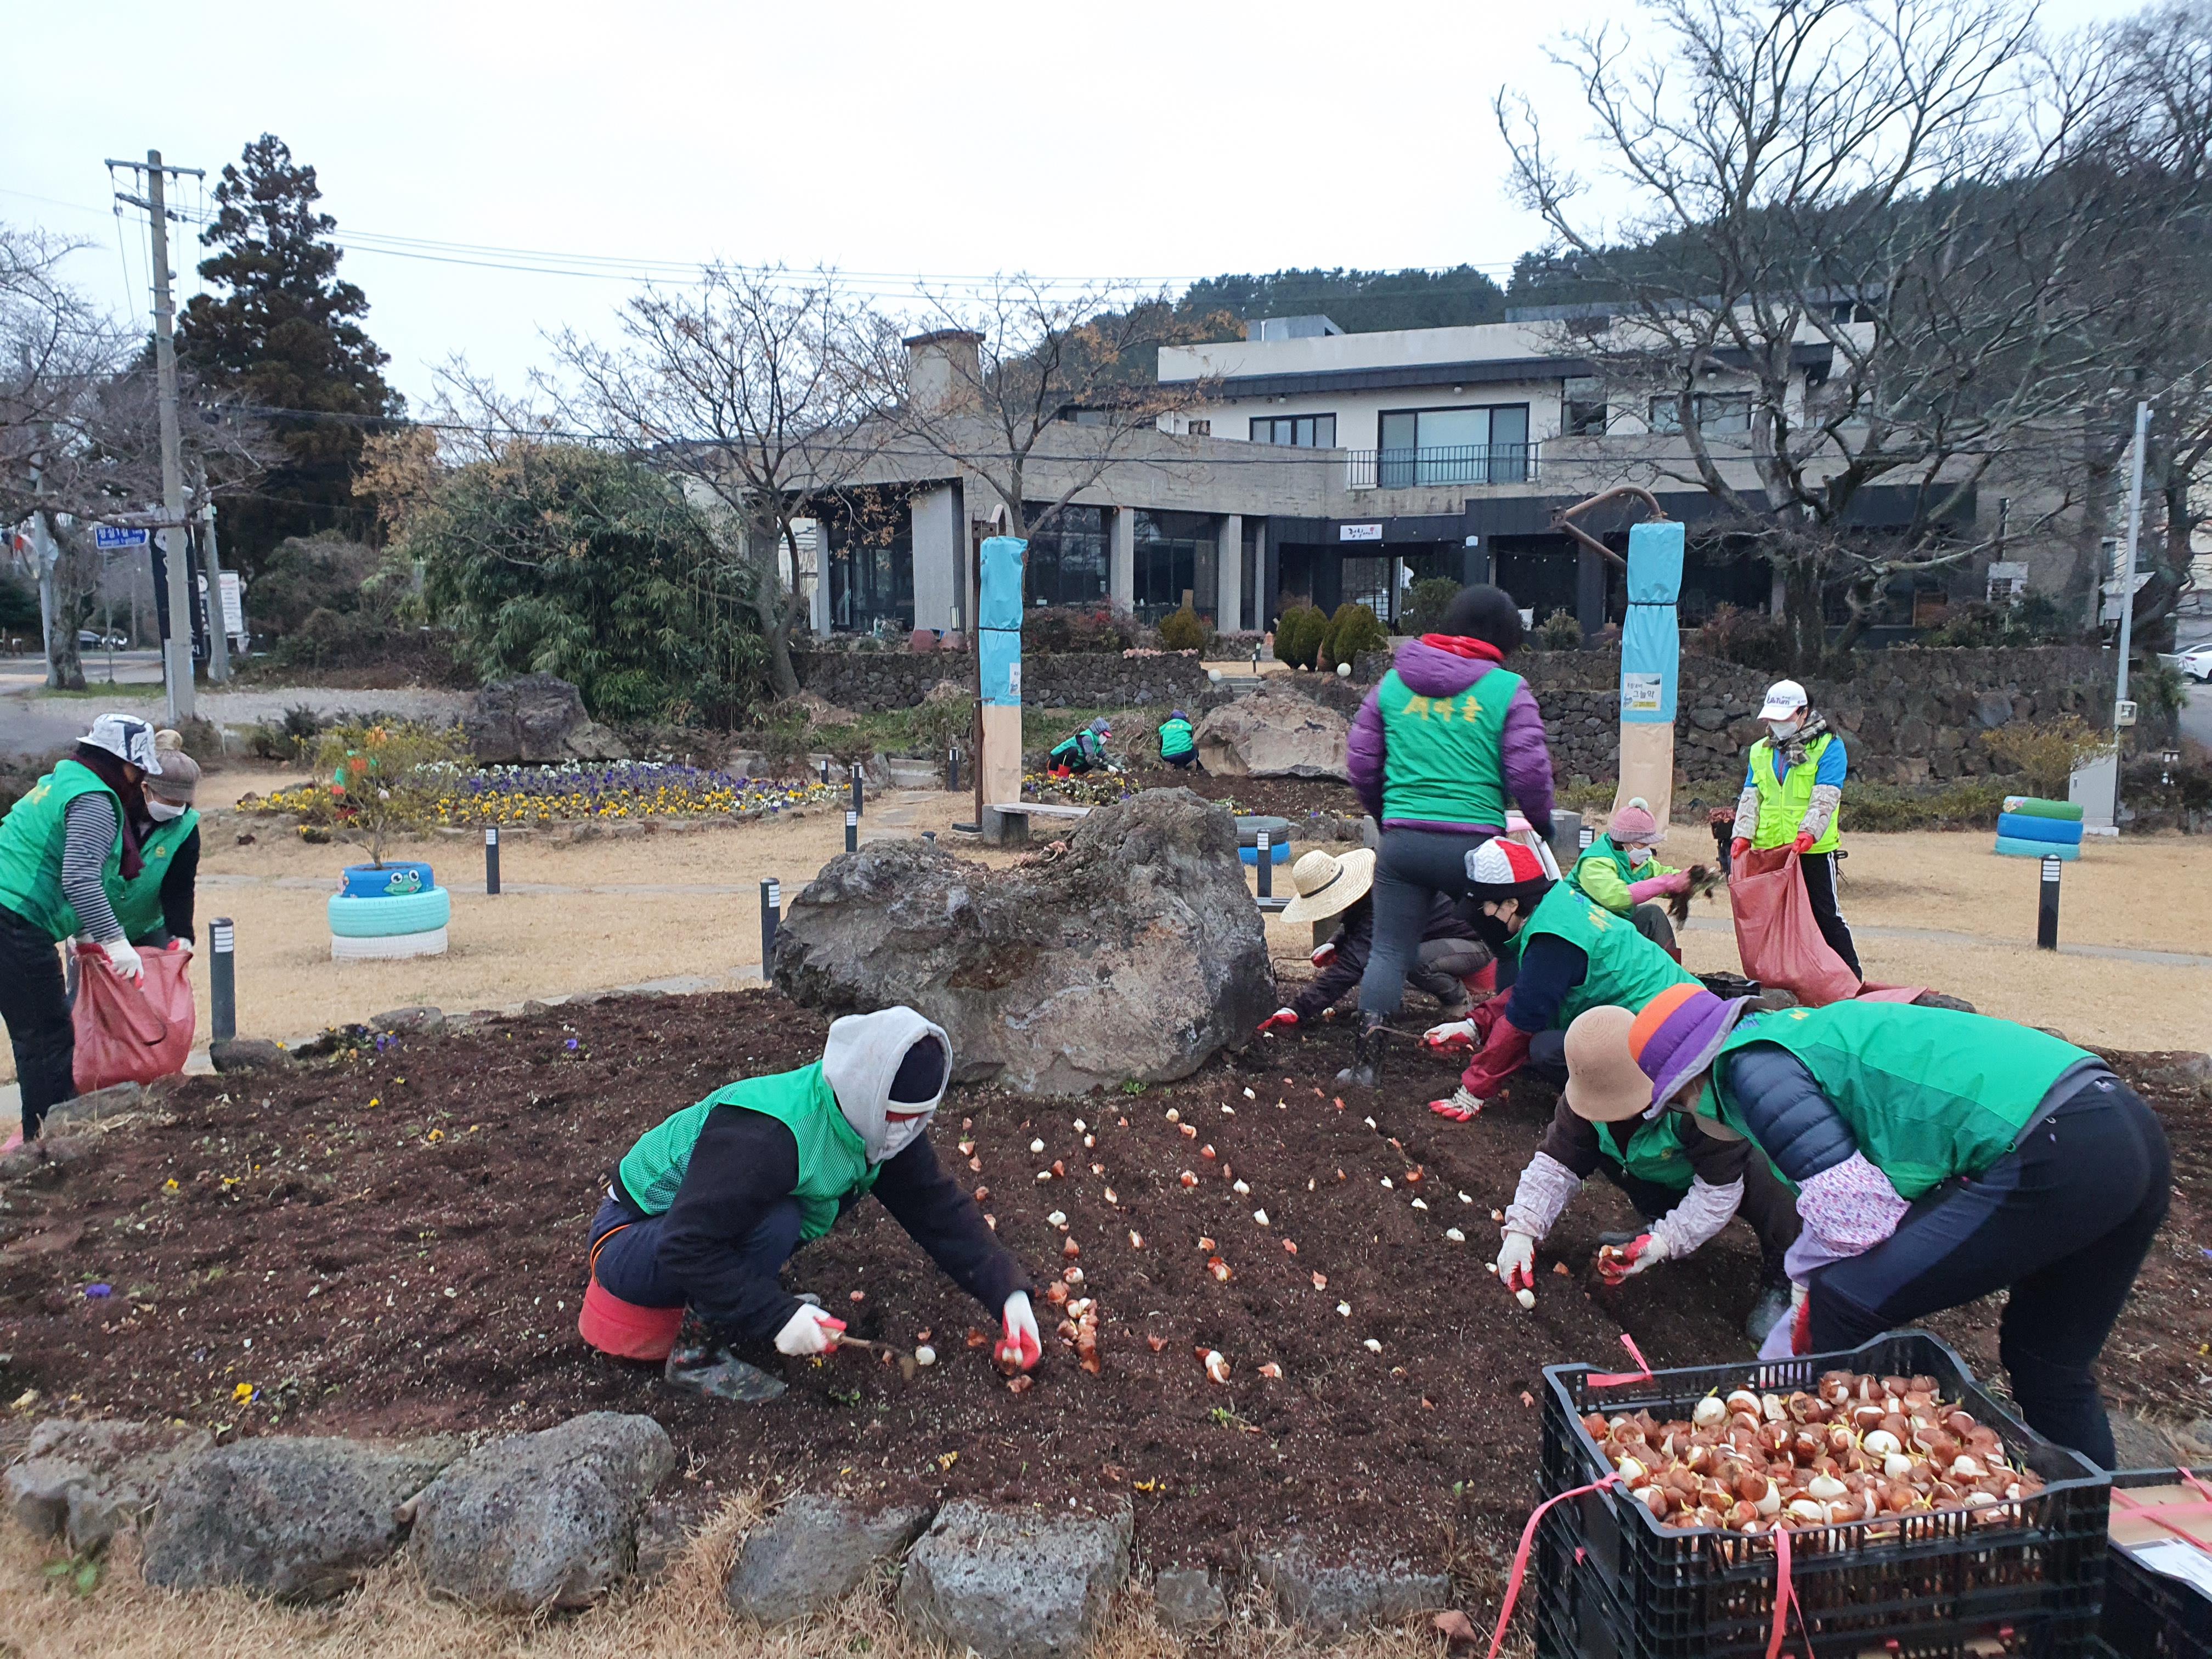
[1355,827,1495,1020]
[1808,1074,2170,1466]
[0,905,72,1140]
[1798,850,1861,978]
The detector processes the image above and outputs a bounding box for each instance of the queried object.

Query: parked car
[75,629,127,650]
[2168,644,2212,683]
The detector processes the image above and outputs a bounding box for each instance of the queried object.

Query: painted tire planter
[331,927,449,961]
[1995,811,2084,847]
[2001,796,2084,822]
[1994,834,2080,861]
[337,861,436,899]
[329,887,453,938]
[1238,840,1293,866]
[1233,815,1292,847]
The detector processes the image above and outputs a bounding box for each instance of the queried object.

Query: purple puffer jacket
[1346,638,1555,836]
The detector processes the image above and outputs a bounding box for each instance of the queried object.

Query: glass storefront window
[1133,510,1218,622]
[1023,504,1110,609]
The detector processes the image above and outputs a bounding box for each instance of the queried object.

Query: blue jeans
[587,1194,806,1311]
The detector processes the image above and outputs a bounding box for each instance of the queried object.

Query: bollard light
[484,825,501,895]
[1256,830,1273,900]
[760,879,780,980]
[845,808,859,853]
[851,771,864,819]
[1578,825,1595,850]
[2037,856,2061,951]
[210,917,236,1042]
[947,745,961,792]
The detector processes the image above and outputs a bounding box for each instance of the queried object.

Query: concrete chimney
[904,329,985,417]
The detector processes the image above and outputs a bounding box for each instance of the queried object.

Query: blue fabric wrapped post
[978,536,1028,814]
[1615,520,1685,827]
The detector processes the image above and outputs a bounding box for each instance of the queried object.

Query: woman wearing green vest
[1425,837,1696,1121]
[1566,795,1708,960]
[581,1007,1040,1387]
[1493,1003,1798,1341]
[1341,584,1554,1087]
[1729,679,1859,978]
[0,714,166,1149]
[1598,983,2169,1464]
[1156,709,1198,770]
[1048,718,1113,776]
[113,732,202,949]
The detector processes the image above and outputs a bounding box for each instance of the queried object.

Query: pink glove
[1627,870,1691,904]
[1730,837,1751,862]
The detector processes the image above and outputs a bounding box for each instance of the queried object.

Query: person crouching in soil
[1566,795,1709,961]
[580,1006,1040,1383]
[1255,848,1489,1036]
[1493,1002,1798,1341]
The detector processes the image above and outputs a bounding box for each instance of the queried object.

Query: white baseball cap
[1758,680,1808,721]
[82,712,165,775]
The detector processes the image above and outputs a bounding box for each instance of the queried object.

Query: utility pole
[109,150,205,722]
[2113,399,2151,826]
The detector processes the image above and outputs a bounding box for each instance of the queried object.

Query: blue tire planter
[2001,796,2084,821]
[339,861,436,899]
[1238,840,1293,866]
[329,887,453,938]
[1994,834,2079,861]
[1995,812,2084,845]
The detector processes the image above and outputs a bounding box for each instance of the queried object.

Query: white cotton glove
[1497,1230,1537,1294]
[99,939,145,983]
[774,1302,847,1356]
[997,1290,1041,1372]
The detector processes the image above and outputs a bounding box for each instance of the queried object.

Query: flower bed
[244,764,834,831]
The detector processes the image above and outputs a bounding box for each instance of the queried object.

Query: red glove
[1791,1293,1813,1356]
[1792,830,1816,854]
[1730,837,1751,862]
[996,1291,1041,1372]
[1596,1233,1664,1286]
[1310,941,1337,968]
[1256,1009,1299,1035]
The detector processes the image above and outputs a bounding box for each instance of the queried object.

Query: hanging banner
[978,535,1026,708]
[1614,520,1685,830]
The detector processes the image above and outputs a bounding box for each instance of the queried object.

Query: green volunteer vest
[1050,732,1097,768]
[1569,834,1674,916]
[1749,733,1841,854]
[1706,1001,2092,1199]
[1374,665,1523,827]
[617,1061,881,1240]
[1518,882,1699,1029]
[114,809,199,942]
[1158,717,1195,760]
[0,759,126,943]
[1598,1111,1695,1194]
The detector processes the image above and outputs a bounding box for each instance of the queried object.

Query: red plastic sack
[1728,846,1859,1007]
[72,944,195,1092]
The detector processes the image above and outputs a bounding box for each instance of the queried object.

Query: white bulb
[1445,1227,1465,1242]
[1362,1337,1383,1353]
[1029,1138,1045,1153]
[914,1346,936,1367]
[1515,1288,1536,1310]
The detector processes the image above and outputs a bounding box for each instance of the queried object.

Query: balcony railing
[1344,443,1539,490]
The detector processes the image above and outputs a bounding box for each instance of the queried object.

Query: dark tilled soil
[1128,768,1363,825]
[2,994,2206,1584]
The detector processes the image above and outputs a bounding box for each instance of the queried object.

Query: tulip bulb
[1862,1430,1901,1457]
[1951,1455,1985,1479]
[1693,1396,1728,1429]
[1805,1475,1847,1502]
[1724,1389,1760,1416]
[1884,1452,1915,1481]
[1202,1350,1230,1383]
[1786,1499,1829,1524]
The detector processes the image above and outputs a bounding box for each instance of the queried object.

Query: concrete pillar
[1110,506,1136,617]
[1216,513,1242,633]
[911,486,960,634]
[809,520,830,638]
[1770,563,1787,617]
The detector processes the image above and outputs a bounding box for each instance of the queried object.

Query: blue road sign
[94,524,150,550]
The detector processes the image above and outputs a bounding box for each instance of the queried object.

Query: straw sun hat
[1279,848,1377,927]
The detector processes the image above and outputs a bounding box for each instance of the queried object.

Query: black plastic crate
[2101,1469,2212,1659]
[1534,1332,2109,1659]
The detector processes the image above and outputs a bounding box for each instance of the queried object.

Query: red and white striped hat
[1463,837,1549,890]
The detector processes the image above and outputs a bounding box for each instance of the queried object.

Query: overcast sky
[1,0,2152,409]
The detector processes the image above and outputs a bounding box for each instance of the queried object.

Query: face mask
[146,799,187,822]
[1626,845,1652,868]
[1768,719,1801,741]
[1481,898,1523,934]
[877,1110,933,1163]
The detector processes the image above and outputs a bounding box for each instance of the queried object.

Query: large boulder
[726,1494,933,1622]
[142,1436,460,1602]
[463,674,630,765]
[1252,1541,1450,1633]
[405,1412,674,1612]
[772,790,1273,1093]
[5,1419,214,1551]
[896,1500,1133,1659]
[1194,687,1351,780]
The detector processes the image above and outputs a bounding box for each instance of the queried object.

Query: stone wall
[793,649,1230,715]
[1356,644,2113,785]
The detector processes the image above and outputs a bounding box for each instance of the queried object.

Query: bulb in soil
[1063,1266,1084,1285]
[1259,1361,1282,1378]
[1411,1198,1429,1210]
[1063,1238,1081,1259]
[1485,1261,1498,1273]
[1445,1227,1465,1242]
[1312,1271,1328,1289]
[1073,1119,1086,1132]
[1030,1138,1045,1153]
[1336,1301,1352,1317]
[1104,1187,1118,1204]
[915,1346,937,1367]
[1232,1180,1250,1195]
[1515,1288,1537,1310]
[1200,1144,1216,1159]
[1083,1136,1095,1148]
[1364,1116,1376,1130]
[1165,1109,1180,1123]
[1252,1209,1269,1226]
[1128,1231,1144,1248]
[1203,1350,1230,1384]
[1379,1177,1393,1189]
[1047,1211,1067,1227]
[1180,1172,1198,1187]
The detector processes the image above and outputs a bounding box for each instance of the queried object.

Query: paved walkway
[1679,914,2212,969]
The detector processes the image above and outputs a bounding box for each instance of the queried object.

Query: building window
[1250,414,1336,448]
[1376,404,1531,487]
[1563,376,1608,436]
[1132,510,1218,622]
[1649,392,1753,436]
[1186,419,1210,437]
[1023,504,1110,610]
[825,512,914,636]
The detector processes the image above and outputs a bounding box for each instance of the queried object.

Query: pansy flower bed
[244,763,833,830]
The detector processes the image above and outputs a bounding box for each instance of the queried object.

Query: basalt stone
[725,1494,933,1621]
[1252,1541,1449,1634]
[210,1037,294,1074]
[1193,687,1351,780]
[774,791,1272,1094]
[897,1500,1133,1659]
[1153,1566,1228,1634]
[369,1006,447,1037]
[6,1419,214,1550]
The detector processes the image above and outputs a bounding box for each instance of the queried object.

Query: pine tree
[178,134,402,577]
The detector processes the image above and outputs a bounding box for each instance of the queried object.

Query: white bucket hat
[1758,680,1809,722]
[1280,848,1376,926]
[82,712,164,775]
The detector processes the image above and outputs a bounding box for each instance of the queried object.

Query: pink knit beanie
[1609,797,1658,843]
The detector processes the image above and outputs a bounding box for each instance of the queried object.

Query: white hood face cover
[83,713,163,775]
[821,1006,952,1164]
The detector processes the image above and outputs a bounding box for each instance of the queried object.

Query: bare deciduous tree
[553,266,893,699]
[1499,0,2151,667]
